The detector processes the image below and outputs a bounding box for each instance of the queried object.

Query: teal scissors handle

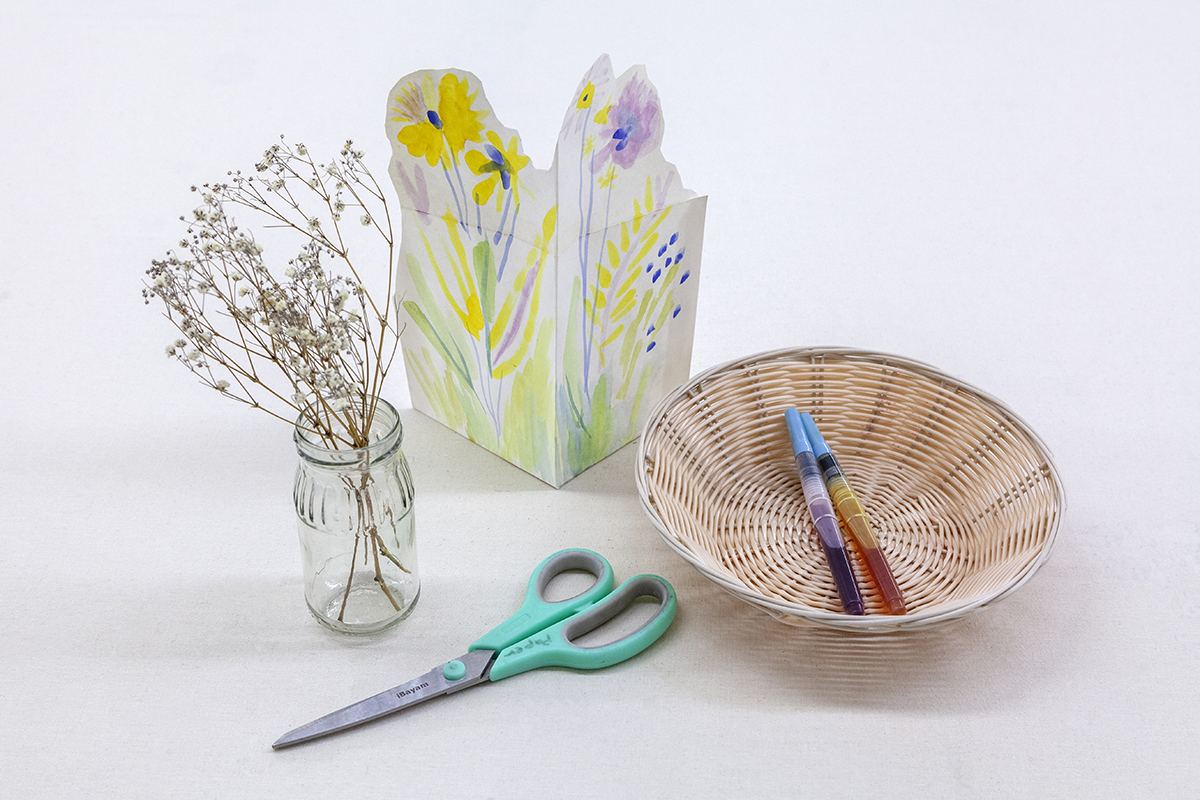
[271,551,676,749]
[469,548,616,653]
[487,573,677,681]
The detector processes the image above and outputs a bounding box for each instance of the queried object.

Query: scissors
[272,548,677,749]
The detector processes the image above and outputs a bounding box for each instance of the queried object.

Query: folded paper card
[386,55,706,486]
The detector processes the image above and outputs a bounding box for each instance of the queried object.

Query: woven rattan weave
[635,347,1064,632]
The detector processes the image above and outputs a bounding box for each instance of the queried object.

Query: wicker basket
[635,347,1065,632]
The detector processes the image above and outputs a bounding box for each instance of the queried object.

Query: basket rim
[634,345,1066,632]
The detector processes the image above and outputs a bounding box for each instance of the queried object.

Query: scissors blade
[272,649,496,749]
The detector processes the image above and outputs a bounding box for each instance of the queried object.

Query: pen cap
[784,408,812,456]
[799,412,832,458]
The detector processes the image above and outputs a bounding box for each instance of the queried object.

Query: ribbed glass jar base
[299,512,420,634]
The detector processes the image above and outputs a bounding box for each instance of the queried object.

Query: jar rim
[293,398,403,466]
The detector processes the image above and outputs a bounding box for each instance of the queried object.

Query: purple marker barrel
[796,449,865,615]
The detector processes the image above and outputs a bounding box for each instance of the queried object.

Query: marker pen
[784,408,865,615]
[800,412,906,615]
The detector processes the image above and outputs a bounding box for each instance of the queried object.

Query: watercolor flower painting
[393,73,485,167]
[385,55,706,486]
[594,74,662,170]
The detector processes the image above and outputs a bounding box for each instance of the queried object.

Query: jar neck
[293,399,403,469]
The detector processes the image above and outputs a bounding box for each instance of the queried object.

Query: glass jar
[293,399,418,634]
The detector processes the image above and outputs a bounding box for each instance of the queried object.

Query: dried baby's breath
[143,137,399,449]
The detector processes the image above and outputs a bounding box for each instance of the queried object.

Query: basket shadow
[672,567,1072,714]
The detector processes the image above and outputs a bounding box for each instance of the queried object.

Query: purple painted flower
[392,160,431,225]
[596,74,662,170]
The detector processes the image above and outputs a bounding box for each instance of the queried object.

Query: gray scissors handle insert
[535,549,611,602]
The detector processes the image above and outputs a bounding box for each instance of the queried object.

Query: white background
[2,1,1198,797]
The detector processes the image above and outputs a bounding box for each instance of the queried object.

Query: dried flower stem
[335,471,403,621]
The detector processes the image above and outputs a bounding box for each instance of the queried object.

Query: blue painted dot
[427,110,443,129]
[672,305,681,318]
[645,262,653,273]
[613,126,632,151]
[674,252,684,265]
[646,324,656,336]
[646,341,656,352]
[657,244,668,257]
[669,232,678,245]
[680,270,690,284]
[652,269,661,283]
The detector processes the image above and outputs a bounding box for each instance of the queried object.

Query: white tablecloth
[3,2,1197,796]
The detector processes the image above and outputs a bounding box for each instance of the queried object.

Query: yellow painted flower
[393,78,444,167]
[393,73,484,167]
[466,131,531,211]
[593,99,612,125]
[577,81,595,109]
[397,118,444,167]
[437,73,484,156]
[597,164,617,188]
